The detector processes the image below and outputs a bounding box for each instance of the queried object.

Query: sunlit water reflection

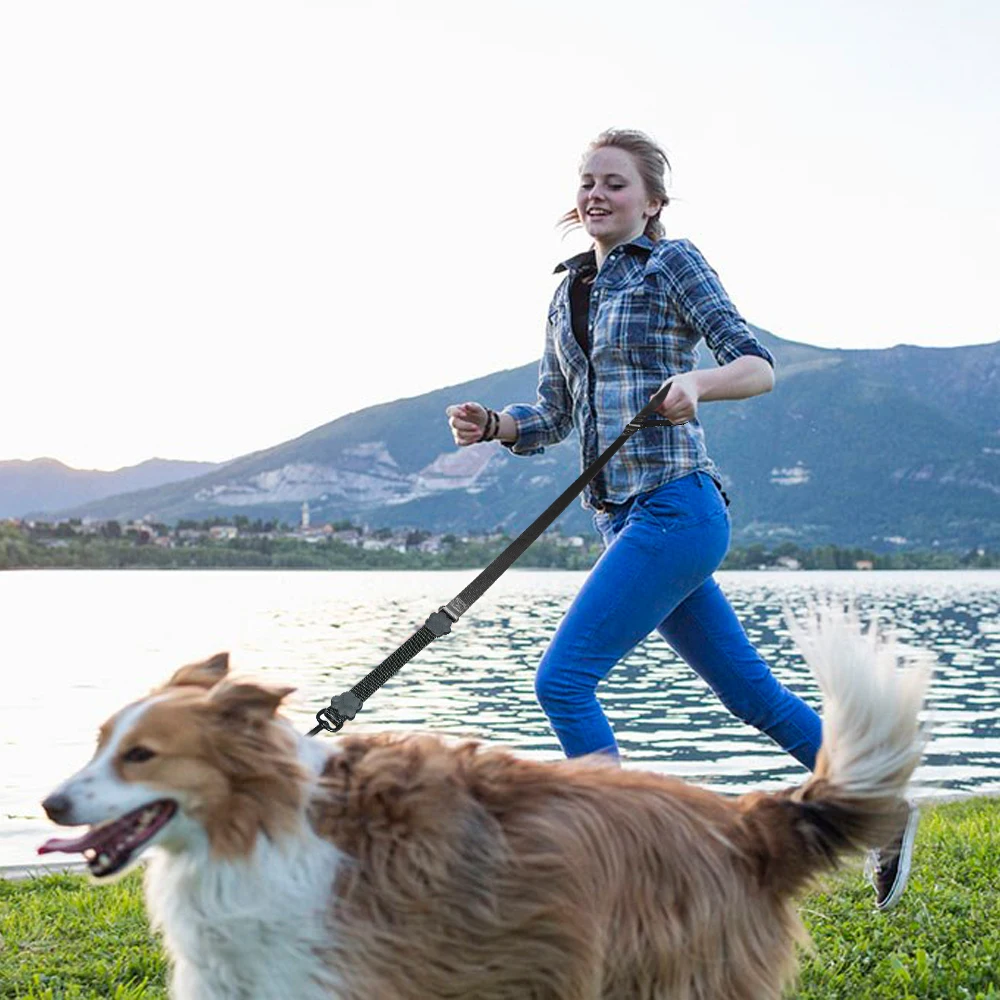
[2,569,997,866]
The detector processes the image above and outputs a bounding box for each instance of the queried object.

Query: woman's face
[576,146,659,248]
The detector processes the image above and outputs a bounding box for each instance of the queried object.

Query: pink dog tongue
[38,827,108,856]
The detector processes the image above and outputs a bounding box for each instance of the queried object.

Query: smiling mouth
[38,800,177,877]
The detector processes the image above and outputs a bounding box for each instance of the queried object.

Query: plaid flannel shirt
[502,234,774,510]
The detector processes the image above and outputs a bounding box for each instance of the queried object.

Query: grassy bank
[1,797,997,999]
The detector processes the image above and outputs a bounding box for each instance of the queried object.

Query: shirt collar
[553,233,656,275]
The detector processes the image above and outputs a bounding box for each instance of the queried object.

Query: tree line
[2,522,997,572]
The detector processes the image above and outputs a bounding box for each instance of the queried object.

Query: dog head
[39,654,304,879]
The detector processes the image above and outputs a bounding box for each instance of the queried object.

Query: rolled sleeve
[500,403,551,456]
[659,239,775,368]
[500,320,574,456]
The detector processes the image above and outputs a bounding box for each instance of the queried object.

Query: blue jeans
[534,472,822,769]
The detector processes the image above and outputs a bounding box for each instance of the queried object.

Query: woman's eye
[122,746,156,763]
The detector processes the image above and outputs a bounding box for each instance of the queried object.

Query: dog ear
[208,680,295,725]
[162,652,230,691]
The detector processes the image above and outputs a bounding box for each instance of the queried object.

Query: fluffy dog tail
[738,607,932,898]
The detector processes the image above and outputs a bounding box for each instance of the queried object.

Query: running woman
[446,129,917,910]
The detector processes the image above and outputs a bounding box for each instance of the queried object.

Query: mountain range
[4,329,999,550]
[0,457,220,520]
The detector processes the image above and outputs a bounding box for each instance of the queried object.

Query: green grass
[795,796,1000,999]
[1,798,997,998]
[0,869,166,998]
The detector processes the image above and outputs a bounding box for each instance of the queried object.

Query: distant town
[2,500,998,572]
[5,499,589,555]
[0,501,598,571]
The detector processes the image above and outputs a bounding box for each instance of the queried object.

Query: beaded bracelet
[480,408,500,443]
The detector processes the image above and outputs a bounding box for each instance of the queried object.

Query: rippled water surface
[2,569,998,866]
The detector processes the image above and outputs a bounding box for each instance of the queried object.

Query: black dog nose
[42,793,72,823]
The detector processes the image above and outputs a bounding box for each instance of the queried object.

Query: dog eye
[122,746,157,763]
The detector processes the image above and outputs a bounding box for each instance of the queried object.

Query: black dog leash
[307,383,674,737]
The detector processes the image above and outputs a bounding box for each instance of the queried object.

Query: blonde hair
[559,129,672,241]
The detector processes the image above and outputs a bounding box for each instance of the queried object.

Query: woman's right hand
[446,402,488,446]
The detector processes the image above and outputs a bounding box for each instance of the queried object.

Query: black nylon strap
[307,383,673,736]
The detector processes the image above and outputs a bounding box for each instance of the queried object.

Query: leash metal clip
[313,690,363,734]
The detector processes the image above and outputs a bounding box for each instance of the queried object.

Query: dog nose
[42,793,73,823]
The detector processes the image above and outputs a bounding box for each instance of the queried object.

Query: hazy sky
[2,0,997,471]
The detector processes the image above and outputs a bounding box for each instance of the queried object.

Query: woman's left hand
[651,373,700,424]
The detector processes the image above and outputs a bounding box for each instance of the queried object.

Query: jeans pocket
[634,474,724,532]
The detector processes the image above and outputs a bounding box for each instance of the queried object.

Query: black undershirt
[569,265,597,354]
[568,264,607,499]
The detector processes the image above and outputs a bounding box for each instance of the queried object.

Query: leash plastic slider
[424,607,458,637]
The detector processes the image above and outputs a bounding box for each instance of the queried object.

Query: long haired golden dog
[40,609,930,999]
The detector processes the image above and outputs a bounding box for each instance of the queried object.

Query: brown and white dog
[40,609,930,1000]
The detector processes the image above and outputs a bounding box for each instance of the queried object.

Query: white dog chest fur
[145,826,347,1000]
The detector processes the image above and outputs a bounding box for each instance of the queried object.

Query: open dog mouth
[38,800,177,877]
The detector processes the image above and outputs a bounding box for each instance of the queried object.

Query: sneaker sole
[876,804,919,911]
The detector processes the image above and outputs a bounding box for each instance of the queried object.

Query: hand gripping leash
[307,383,673,736]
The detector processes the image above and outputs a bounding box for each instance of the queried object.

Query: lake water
[2,569,998,867]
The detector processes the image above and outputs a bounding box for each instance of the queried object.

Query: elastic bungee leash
[306,382,673,737]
